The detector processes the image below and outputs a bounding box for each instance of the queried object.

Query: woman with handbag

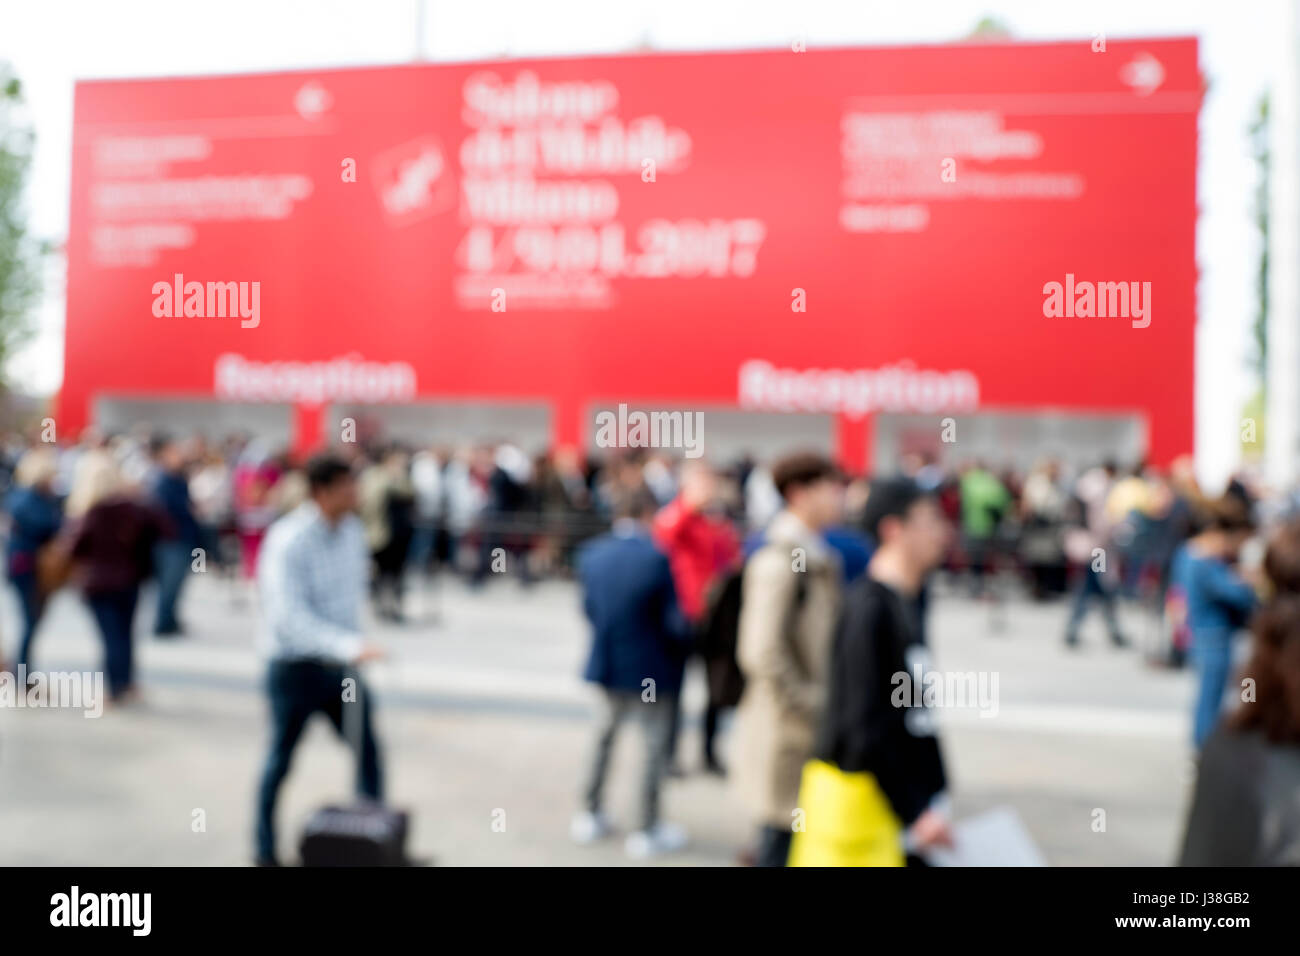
[66,455,171,703]
[4,449,64,679]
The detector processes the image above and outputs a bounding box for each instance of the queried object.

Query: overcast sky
[0,0,1287,483]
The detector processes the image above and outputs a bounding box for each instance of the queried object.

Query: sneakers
[569,810,613,845]
[624,822,688,859]
[572,813,689,858]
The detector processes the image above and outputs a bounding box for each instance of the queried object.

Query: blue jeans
[1065,566,1123,642]
[1191,629,1233,748]
[408,524,435,571]
[87,587,140,698]
[9,570,44,672]
[153,540,192,633]
[256,660,384,863]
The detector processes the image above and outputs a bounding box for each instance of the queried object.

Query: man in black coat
[811,477,954,861]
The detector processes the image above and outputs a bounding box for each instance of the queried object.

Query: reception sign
[63,38,1199,465]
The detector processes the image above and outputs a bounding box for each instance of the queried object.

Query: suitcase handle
[340,655,396,790]
[342,663,378,791]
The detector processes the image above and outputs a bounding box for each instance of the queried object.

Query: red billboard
[63,38,1199,467]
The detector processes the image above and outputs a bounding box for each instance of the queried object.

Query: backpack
[698,553,808,708]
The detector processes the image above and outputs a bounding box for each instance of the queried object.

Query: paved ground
[0,571,1205,866]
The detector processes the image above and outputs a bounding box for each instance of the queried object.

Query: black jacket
[1180,727,1300,866]
[814,576,947,826]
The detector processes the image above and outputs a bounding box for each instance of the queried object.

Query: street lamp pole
[414,0,429,61]
[1268,0,1300,487]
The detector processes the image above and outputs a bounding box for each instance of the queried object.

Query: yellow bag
[788,759,905,867]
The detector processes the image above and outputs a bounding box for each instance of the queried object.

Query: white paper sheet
[924,806,1047,867]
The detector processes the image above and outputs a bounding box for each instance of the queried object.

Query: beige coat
[359,464,414,552]
[732,510,841,826]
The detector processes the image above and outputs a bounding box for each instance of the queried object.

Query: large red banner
[63,38,1199,465]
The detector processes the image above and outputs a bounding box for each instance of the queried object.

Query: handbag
[35,535,75,597]
[787,759,905,867]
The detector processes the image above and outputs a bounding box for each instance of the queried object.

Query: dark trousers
[473,514,533,585]
[1065,565,1123,643]
[702,703,722,765]
[582,688,675,832]
[87,587,139,698]
[197,523,230,572]
[371,534,410,618]
[153,540,191,633]
[666,649,724,768]
[666,689,683,766]
[407,523,440,572]
[965,536,994,595]
[10,571,45,672]
[666,696,723,767]
[256,659,384,863]
[756,825,793,867]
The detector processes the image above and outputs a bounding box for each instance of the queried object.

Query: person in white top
[254,454,386,866]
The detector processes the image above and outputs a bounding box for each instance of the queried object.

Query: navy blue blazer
[577,524,692,696]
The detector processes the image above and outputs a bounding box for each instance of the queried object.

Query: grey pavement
[0,571,1203,865]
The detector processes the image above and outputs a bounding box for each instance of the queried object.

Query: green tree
[962,17,1013,42]
[1243,92,1269,459]
[0,64,44,389]
[1250,93,1269,386]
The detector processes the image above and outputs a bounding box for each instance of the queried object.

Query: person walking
[571,488,694,859]
[958,460,1009,597]
[254,454,387,867]
[147,434,200,636]
[408,445,445,575]
[444,445,490,576]
[1180,520,1300,864]
[652,460,741,774]
[4,449,63,677]
[360,445,416,621]
[189,446,235,582]
[1170,495,1258,748]
[1019,458,1069,598]
[233,440,282,583]
[473,443,535,586]
[1063,461,1129,648]
[732,452,843,867]
[789,477,953,867]
[536,445,593,574]
[67,457,171,703]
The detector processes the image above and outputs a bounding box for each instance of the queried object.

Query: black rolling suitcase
[299,801,409,866]
[298,667,411,866]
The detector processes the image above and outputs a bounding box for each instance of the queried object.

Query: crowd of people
[568,449,1300,865]
[2,424,1299,865]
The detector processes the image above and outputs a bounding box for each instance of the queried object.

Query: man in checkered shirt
[254,454,386,866]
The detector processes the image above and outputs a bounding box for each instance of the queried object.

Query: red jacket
[652,497,740,623]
